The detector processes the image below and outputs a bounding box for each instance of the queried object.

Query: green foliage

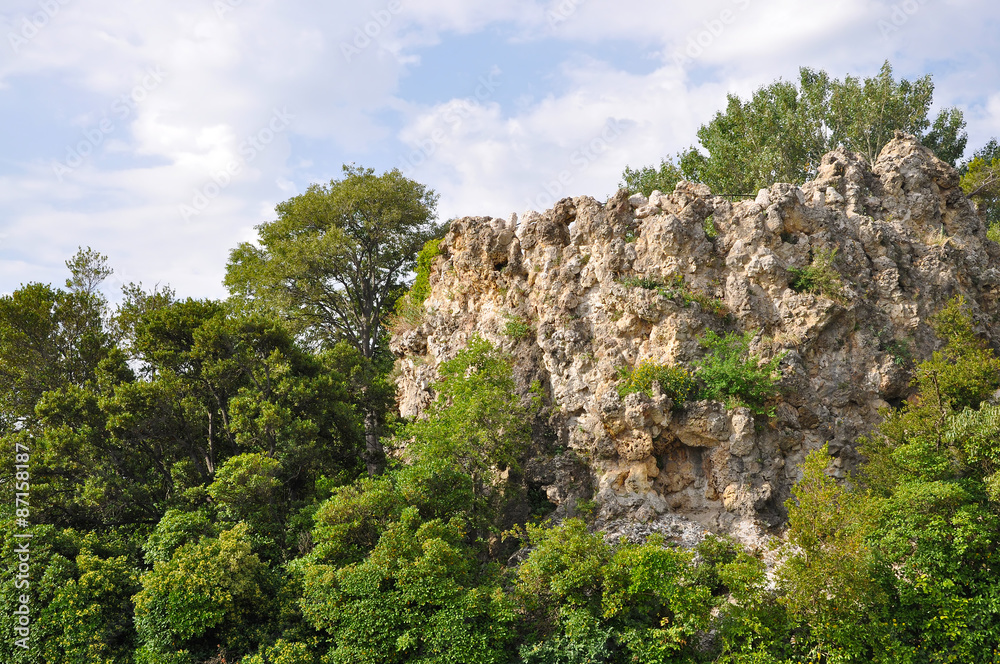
[780,446,890,659]
[410,237,442,306]
[519,607,613,664]
[208,453,282,529]
[601,539,713,662]
[400,336,539,495]
[703,213,718,239]
[821,61,965,166]
[615,361,698,406]
[143,509,217,565]
[301,508,514,664]
[0,525,143,664]
[679,74,826,194]
[645,62,967,196]
[617,275,664,290]
[224,164,443,474]
[787,247,844,300]
[40,547,141,664]
[133,523,277,663]
[390,237,443,335]
[779,296,1000,660]
[619,158,683,196]
[698,331,781,410]
[514,519,717,663]
[242,639,318,664]
[504,315,533,340]
[618,274,727,316]
[695,330,784,417]
[225,164,443,358]
[922,295,1000,412]
[961,138,1000,231]
[712,551,790,663]
[0,274,111,434]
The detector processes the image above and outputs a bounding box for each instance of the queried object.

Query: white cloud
[0,0,998,300]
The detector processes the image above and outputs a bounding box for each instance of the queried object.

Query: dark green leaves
[225,165,442,359]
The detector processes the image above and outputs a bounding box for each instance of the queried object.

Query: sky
[1,0,998,301]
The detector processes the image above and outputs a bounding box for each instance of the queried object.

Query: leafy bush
[514,519,714,664]
[787,248,843,300]
[503,315,532,340]
[616,361,698,407]
[695,330,784,416]
[409,237,442,305]
[619,158,682,196]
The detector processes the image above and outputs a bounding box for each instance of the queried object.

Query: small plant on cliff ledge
[695,330,785,417]
[410,237,442,305]
[787,247,844,301]
[658,275,728,317]
[618,274,727,317]
[503,315,533,340]
[616,361,698,407]
[618,275,664,290]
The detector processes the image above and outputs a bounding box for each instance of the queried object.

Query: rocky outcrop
[391,133,1000,546]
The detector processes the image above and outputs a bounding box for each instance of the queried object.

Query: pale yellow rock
[391,135,1000,546]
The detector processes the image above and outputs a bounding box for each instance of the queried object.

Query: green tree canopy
[225,165,442,358]
[960,138,1000,235]
[622,62,967,196]
[225,164,443,475]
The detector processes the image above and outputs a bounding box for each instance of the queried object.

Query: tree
[399,336,540,534]
[618,159,683,198]
[225,165,443,475]
[133,522,277,663]
[778,296,1000,659]
[0,248,113,434]
[623,62,968,196]
[299,507,514,664]
[960,138,1000,236]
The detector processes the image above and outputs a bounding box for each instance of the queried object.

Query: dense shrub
[616,361,698,406]
[695,330,784,416]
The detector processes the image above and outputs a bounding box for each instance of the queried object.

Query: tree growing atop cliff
[225,165,444,475]
[960,138,1000,236]
[621,62,968,196]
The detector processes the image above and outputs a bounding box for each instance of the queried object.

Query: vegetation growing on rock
[8,62,1000,662]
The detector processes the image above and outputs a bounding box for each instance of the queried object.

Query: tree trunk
[363,408,384,476]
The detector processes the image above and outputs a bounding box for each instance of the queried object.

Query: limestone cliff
[390,133,1000,546]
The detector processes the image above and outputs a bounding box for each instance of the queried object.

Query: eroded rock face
[390,133,1000,545]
